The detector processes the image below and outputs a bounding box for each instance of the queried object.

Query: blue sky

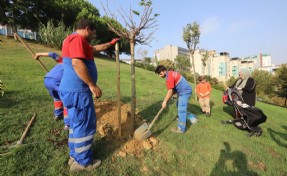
[89,0,287,65]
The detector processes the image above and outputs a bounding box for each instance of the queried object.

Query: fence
[0,24,37,40]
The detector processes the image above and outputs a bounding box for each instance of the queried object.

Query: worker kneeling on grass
[155,65,193,133]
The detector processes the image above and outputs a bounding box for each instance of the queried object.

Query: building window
[219,62,226,76]
[232,66,238,77]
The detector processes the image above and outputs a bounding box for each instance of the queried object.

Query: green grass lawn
[0,35,287,176]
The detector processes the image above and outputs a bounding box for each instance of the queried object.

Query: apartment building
[154,45,274,81]
[243,54,272,68]
[206,52,231,81]
[154,45,189,62]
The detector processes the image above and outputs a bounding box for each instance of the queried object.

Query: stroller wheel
[255,130,263,137]
[247,131,255,137]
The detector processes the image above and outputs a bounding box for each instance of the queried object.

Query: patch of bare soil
[95,100,159,158]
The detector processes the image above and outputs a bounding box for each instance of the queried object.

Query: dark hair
[155,65,167,74]
[76,19,96,31]
[197,75,205,81]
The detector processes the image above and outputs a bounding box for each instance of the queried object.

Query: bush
[135,62,156,72]
[271,96,286,107]
[257,94,274,104]
[257,94,287,107]
[38,20,72,50]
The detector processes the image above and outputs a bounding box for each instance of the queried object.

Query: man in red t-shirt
[59,19,119,172]
[155,65,192,133]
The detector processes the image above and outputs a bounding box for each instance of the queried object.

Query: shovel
[134,107,164,141]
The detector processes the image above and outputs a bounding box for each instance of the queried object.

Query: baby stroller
[222,88,267,137]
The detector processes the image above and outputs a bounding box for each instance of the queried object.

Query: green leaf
[132,10,140,16]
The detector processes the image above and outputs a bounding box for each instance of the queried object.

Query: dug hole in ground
[95,100,159,158]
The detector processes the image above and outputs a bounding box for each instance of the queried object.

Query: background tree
[274,64,287,106]
[143,57,152,65]
[102,0,159,131]
[174,55,190,73]
[201,50,209,75]
[0,0,62,35]
[54,0,100,26]
[226,76,237,87]
[251,69,275,96]
[157,59,174,70]
[183,22,200,100]
[137,47,148,60]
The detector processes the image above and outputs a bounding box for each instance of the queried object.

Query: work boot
[54,115,63,121]
[70,159,101,172]
[171,127,184,134]
[64,125,69,131]
[68,157,74,166]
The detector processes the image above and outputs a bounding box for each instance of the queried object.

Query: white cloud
[200,16,221,35]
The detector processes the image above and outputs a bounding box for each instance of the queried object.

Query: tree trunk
[115,42,121,137]
[130,38,136,132]
[190,51,197,101]
[202,64,206,76]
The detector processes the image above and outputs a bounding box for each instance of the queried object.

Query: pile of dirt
[95,100,158,157]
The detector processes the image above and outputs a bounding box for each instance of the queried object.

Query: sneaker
[206,113,211,117]
[68,157,74,166]
[70,159,101,172]
[171,127,184,134]
[64,125,69,131]
[190,117,198,124]
[54,115,63,121]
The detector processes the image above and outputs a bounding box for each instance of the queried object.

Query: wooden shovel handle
[14,33,48,73]
[148,107,164,131]
[17,113,37,145]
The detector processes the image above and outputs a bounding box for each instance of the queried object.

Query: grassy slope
[0,35,286,176]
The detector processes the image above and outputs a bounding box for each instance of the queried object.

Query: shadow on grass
[139,100,173,137]
[142,101,202,136]
[222,105,235,118]
[210,100,215,110]
[210,142,259,176]
[267,125,287,148]
[188,103,202,114]
[121,96,132,105]
[0,91,21,108]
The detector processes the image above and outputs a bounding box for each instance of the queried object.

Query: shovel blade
[134,123,149,141]
[136,130,152,141]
